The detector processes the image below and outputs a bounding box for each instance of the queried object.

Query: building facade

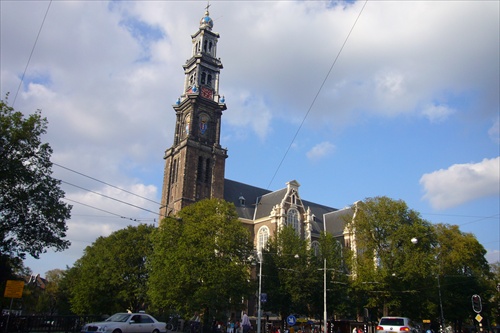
[160,8,355,253]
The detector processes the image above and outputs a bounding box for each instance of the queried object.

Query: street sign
[287,315,296,326]
[475,314,482,322]
[261,293,267,303]
[4,280,24,298]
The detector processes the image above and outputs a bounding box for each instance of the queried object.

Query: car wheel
[153,329,160,333]
[113,329,122,333]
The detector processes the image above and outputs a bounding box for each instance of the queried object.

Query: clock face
[201,87,213,100]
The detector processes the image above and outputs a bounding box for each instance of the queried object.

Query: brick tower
[160,7,227,218]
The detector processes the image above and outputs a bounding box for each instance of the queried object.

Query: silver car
[81,312,167,333]
[376,317,417,333]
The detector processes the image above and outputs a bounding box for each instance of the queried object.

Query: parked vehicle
[81,312,167,333]
[376,317,418,333]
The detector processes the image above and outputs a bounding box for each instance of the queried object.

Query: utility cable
[64,197,156,224]
[266,0,368,190]
[53,162,161,205]
[12,0,52,107]
[60,180,160,216]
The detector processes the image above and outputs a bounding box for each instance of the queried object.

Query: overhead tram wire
[64,198,156,224]
[12,0,52,107]
[60,180,160,216]
[53,162,161,205]
[266,0,369,190]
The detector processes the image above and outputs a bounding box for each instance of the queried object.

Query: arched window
[205,158,212,183]
[287,209,299,235]
[197,156,204,182]
[257,226,270,254]
[311,241,320,256]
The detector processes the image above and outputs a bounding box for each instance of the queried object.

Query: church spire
[160,6,227,218]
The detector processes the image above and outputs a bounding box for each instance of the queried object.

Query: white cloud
[420,157,500,210]
[421,103,456,123]
[306,141,335,161]
[489,117,500,144]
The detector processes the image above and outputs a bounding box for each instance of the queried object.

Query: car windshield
[106,314,131,322]
[380,319,405,326]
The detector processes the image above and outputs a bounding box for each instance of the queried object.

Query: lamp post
[323,258,327,333]
[257,251,263,333]
[411,237,445,333]
[318,258,337,333]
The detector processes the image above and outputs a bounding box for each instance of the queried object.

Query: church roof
[224,178,338,234]
[224,179,272,220]
[323,206,354,237]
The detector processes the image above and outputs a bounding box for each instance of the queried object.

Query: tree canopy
[148,199,254,323]
[0,96,71,263]
[66,224,155,315]
[347,196,493,327]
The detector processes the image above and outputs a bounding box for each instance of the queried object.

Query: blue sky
[1,0,498,275]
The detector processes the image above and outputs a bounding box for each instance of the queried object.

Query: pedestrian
[241,312,251,333]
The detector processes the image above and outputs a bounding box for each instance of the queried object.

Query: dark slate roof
[224,179,338,234]
[254,188,287,220]
[323,207,353,237]
[224,179,272,220]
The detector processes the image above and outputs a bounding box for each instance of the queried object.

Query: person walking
[241,312,251,333]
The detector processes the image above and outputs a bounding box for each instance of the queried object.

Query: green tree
[431,224,491,329]
[0,96,71,274]
[490,262,500,326]
[66,224,155,315]
[40,269,65,315]
[148,199,254,324]
[347,196,434,319]
[262,225,314,318]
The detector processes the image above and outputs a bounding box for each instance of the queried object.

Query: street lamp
[411,237,445,333]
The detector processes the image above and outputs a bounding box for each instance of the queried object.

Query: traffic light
[471,294,482,313]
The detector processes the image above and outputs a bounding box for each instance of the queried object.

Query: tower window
[201,72,206,85]
[205,158,212,183]
[197,156,204,182]
[203,40,208,52]
[172,159,178,184]
[207,74,212,87]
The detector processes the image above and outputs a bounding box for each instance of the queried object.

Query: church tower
[160,7,227,218]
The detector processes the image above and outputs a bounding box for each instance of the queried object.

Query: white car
[376,317,418,333]
[81,312,167,333]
